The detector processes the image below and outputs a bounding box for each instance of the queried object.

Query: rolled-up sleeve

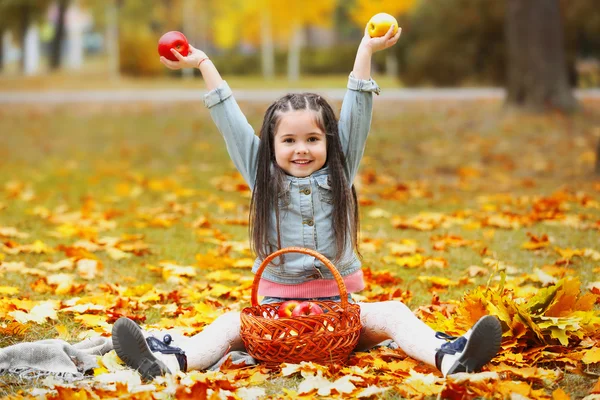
[338,74,380,183]
[204,81,260,189]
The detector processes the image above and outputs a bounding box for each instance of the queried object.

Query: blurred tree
[0,0,53,72]
[349,0,416,77]
[397,0,505,86]
[562,0,600,87]
[49,0,70,70]
[0,19,5,72]
[213,0,337,81]
[505,0,578,112]
[285,0,337,81]
[80,0,119,77]
[81,0,211,77]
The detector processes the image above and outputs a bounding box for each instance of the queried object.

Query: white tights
[145,301,442,371]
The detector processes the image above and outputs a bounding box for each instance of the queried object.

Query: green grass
[0,97,599,398]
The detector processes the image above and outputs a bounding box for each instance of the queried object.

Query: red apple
[277,300,301,318]
[158,31,190,61]
[291,301,324,317]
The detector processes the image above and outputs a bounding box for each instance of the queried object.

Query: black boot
[112,317,187,380]
[434,315,502,376]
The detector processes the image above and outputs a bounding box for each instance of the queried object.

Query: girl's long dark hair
[249,93,360,265]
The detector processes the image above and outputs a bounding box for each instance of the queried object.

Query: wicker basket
[240,247,362,367]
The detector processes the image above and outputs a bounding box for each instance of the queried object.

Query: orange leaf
[175,381,209,400]
[522,233,551,250]
[591,378,600,394]
[552,387,570,400]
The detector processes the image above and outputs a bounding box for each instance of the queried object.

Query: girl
[112,24,502,380]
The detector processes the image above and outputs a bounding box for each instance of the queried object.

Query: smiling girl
[112,24,502,380]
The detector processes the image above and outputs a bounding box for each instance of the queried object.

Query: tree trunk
[260,9,274,80]
[505,0,578,112]
[596,138,600,175]
[287,24,302,82]
[106,0,119,79]
[181,0,193,79]
[19,4,31,73]
[386,53,398,78]
[0,29,4,72]
[49,0,69,70]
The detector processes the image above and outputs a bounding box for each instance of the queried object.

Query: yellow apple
[367,13,399,38]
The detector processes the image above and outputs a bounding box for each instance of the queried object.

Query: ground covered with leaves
[0,97,599,399]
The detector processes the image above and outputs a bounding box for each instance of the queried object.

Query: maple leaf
[106,247,132,260]
[9,300,59,324]
[0,321,29,336]
[297,370,357,396]
[388,253,424,268]
[418,275,466,289]
[402,371,444,396]
[466,265,489,277]
[161,262,197,283]
[0,285,19,295]
[591,378,600,394]
[74,314,111,331]
[522,232,551,250]
[387,240,420,256]
[431,234,476,251]
[76,258,103,280]
[0,226,29,239]
[582,347,600,364]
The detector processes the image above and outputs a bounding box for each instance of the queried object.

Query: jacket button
[304,219,314,226]
[302,188,311,195]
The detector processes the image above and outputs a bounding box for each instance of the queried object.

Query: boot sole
[112,318,169,380]
[447,315,502,375]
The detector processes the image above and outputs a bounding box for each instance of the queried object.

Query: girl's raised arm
[160,45,223,91]
[351,25,401,79]
[160,45,259,188]
[339,26,401,182]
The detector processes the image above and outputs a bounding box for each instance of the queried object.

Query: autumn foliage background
[1,0,600,399]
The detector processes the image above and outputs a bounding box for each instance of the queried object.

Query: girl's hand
[360,25,401,54]
[160,44,208,70]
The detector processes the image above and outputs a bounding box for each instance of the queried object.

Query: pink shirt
[257,269,365,298]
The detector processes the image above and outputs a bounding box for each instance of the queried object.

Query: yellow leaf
[205,270,241,281]
[403,371,443,396]
[29,240,55,254]
[74,314,111,331]
[9,301,59,324]
[393,254,424,268]
[0,226,29,239]
[162,262,196,282]
[367,208,391,218]
[418,276,459,288]
[98,350,127,372]
[0,286,19,295]
[106,247,132,261]
[232,258,254,268]
[388,240,419,256]
[76,259,103,280]
[47,273,77,294]
[582,347,600,364]
[55,324,70,340]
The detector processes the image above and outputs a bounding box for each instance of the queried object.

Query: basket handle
[251,247,349,308]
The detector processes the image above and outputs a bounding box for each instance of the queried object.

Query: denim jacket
[203,75,380,284]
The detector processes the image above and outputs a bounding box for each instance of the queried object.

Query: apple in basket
[277,300,301,318]
[291,301,324,317]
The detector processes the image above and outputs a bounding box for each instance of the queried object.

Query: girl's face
[274,110,327,178]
